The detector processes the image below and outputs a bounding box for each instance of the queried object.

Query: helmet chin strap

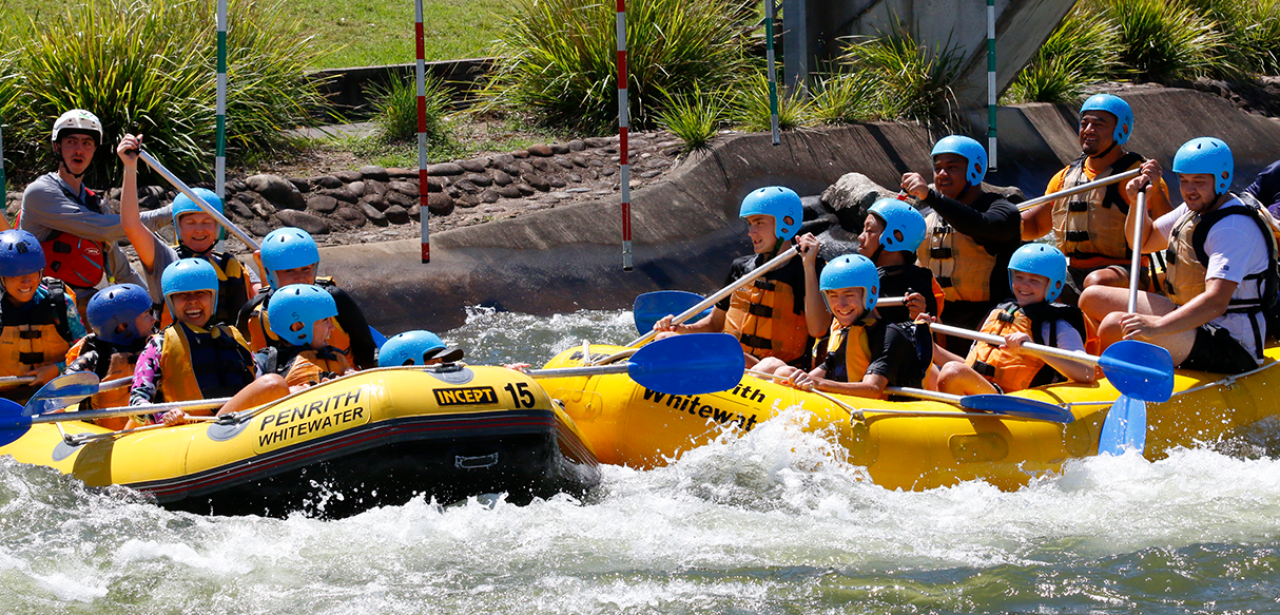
[1087,140,1118,160]
[54,143,93,180]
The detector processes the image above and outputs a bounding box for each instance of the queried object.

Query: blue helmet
[867,198,926,253]
[378,330,464,367]
[1080,93,1134,145]
[171,188,225,241]
[1008,243,1067,302]
[931,135,988,186]
[161,258,219,318]
[267,284,338,347]
[0,230,45,278]
[740,186,804,242]
[87,283,153,345]
[260,227,320,289]
[1173,136,1233,195]
[820,253,880,312]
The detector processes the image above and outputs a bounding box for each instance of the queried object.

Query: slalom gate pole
[616,0,633,271]
[0,107,5,205]
[986,0,997,171]
[216,0,227,198]
[415,0,430,263]
[764,0,780,146]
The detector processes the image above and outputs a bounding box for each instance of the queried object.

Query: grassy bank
[0,0,510,69]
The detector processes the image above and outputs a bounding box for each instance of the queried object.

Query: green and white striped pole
[986,0,997,171]
[764,0,780,146]
[216,0,227,197]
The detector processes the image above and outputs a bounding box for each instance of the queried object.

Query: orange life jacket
[965,301,1095,392]
[1050,152,1145,263]
[258,345,353,388]
[158,322,256,403]
[724,267,810,364]
[920,211,998,303]
[0,279,77,379]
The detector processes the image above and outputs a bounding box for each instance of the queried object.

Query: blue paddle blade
[24,372,100,418]
[958,395,1075,423]
[369,326,388,350]
[1098,394,1147,455]
[628,333,745,395]
[1098,340,1174,402]
[0,397,32,447]
[633,291,711,334]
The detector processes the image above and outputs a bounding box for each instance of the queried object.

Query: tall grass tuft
[837,24,963,122]
[1006,5,1123,103]
[483,0,752,132]
[1181,0,1280,77]
[732,72,813,132]
[3,0,330,186]
[369,72,453,145]
[656,84,727,150]
[1097,0,1226,82]
[810,70,878,124]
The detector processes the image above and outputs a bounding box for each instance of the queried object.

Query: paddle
[23,372,101,417]
[746,369,1072,423]
[1016,169,1142,212]
[1100,187,1150,455]
[0,394,233,447]
[530,333,744,396]
[626,246,799,347]
[634,291,908,334]
[929,322,1174,402]
[0,376,36,389]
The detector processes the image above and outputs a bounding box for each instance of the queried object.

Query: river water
[3,308,1280,614]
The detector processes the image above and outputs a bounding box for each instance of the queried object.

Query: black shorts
[1180,322,1260,375]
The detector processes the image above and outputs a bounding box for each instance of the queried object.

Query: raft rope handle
[63,415,217,446]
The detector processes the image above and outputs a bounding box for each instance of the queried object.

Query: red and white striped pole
[415,0,430,264]
[616,0,632,271]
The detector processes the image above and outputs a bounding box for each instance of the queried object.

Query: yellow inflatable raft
[537,343,1280,491]
[0,365,600,518]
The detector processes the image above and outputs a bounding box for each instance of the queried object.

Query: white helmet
[51,109,103,144]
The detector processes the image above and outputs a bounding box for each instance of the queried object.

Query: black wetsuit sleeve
[923,190,1022,247]
[864,325,921,387]
[715,257,751,312]
[1247,160,1280,212]
[331,287,377,370]
[237,291,267,338]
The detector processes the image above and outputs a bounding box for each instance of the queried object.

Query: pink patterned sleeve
[129,335,165,408]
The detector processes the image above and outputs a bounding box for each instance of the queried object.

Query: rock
[978,181,1027,204]
[588,158,605,168]
[247,174,306,210]
[306,194,341,214]
[408,204,421,221]
[427,193,454,216]
[360,203,388,226]
[480,189,500,204]
[566,187,591,194]
[314,175,342,189]
[228,179,247,193]
[548,177,567,188]
[247,195,275,219]
[820,172,897,232]
[600,166,617,176]
[425,176,446,192]
[533,158,557,173]
[466,173,493,187]
[360,193,389,211]
[358,166,389,182]
[228,200,254,220]
[456,194,481,208]
[247,219,273,237]
[568,173,582,183]
[556,158,575,170]
[585,137,612,147]
[138,185,167,211]
[502,164,523,177]
[320,187,359,203]
[492,170,513,186]
[525,175,550,192]
[527,144,554,157]
[640,170,663,178]
[276,209,331,235]
[335,170,362,183]
[387,167,417,179]
[454,179,480,194]
[492,153,515,165]
[384,205,411,225]
[517,161,535,175]
[571,156,589,168]
[498,185,523,199]
[385,181,416,197]
[346,181,366,197]
[459,158,489,173]
[289,178,310,193]
[385,190,416,208]
[427,162,464,176]
[568,139,586,152]
[549,143,570,155]
[515,183,536,196]
[335,206,366,227]
[512,150,529,159]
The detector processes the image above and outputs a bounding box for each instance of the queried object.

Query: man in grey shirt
[19,109,170,318]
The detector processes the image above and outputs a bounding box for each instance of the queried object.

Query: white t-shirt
[1154,198,1269,360]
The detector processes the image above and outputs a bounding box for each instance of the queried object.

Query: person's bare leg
[1083,266,1129,291]
[936,362,999,396]
[217,374,289,416]
[1093,293,1197,365]
[753,357,788,375]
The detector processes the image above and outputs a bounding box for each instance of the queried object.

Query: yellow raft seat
[537,343,1280,491]
[0,365,600,518]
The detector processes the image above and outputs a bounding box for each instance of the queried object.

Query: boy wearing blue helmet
[254,284,357,391]
[237,227,377,370]
[857,198,942,324]
[773,254,932,397]
[378,330,465,367]
[117,134,259,328]
[1021,93,1172,302]
[65,283,157,414]
[0,230,87,401]
[655,187,829,367]
[933,244,1096,395]
[1081,137,1278,374]
[129,258,287,426]
[905,135,1021,354]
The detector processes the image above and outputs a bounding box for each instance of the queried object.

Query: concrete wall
[321,88,1280,335]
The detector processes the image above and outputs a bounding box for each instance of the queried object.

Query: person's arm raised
[116,135,157,269]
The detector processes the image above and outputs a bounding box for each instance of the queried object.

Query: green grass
[0,0,511,69]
